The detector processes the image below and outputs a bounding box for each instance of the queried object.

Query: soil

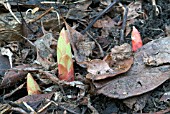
[0,0,170,114]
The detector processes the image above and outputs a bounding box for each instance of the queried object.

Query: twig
[2,0,21,24]
[38,100,54,113]
[11,107,27,114]
[59,105,80,114]
[16,0,35,34]
[29,7,54,23]
[120,4,128,44]
[86,32,104,57]
[81,0,119,34]
[23,102,35,112]
[87,95,99,114]
[39,71,66,96]
[3,83,25,99]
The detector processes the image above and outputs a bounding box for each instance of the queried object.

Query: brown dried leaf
[66,8,88,20]
[86,44,133,81]
[0,54,10,76]
[85,59,113,78]
[0,64,41,89]
[86,57,133,81]
[34,33,56,69]
[127,1,142,20]
[125,1,142,36]
[97,37,170,99]
[65,21,92,63]
[93,44,133,87]
[97,71,170,99]
[75,0,92,10]
[93,16,116,28]
[16,92,54,104]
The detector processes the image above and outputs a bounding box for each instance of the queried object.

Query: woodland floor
[0,0,170,114]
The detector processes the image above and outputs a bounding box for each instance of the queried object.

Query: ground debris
[97,37,170,99]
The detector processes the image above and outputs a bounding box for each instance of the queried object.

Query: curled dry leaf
[97,37,170,99]
[0,65,28,89]
[16,92,54,104]
[85,59,113,80]
[125,1,142,36]
[27,73,41,95]
[75,0,92,10]
[86,43,133,81]
[66,8,88,20]
[109,43,132,62]
[0,64,41,89]
[93,16,116,28]
[34,33,56,70]
[86,57,133,81]
[127,1,142,20]
[64,20,94,64]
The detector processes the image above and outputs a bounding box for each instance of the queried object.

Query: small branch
[120,4,128,44]
[2,0,21,23]
[3,83,25,99]
[29,7,54,23]
[81,0,119,34]
[86,32,104,57]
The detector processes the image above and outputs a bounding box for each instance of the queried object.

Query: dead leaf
[66,8,88,20]
[86,57,133,81]
[125,1,142,36]
[16,92,54,104]
[75,0,92,10]
[85,59,112,75]
[65,20,94,64]
[97,70,170,99]
[96,37,170,99]
[0,64,41,89]
[85,44,133,81]
[0,53,10,76]
[127,1,142,20]
[34,33,56,69]
[93,16,116,28]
